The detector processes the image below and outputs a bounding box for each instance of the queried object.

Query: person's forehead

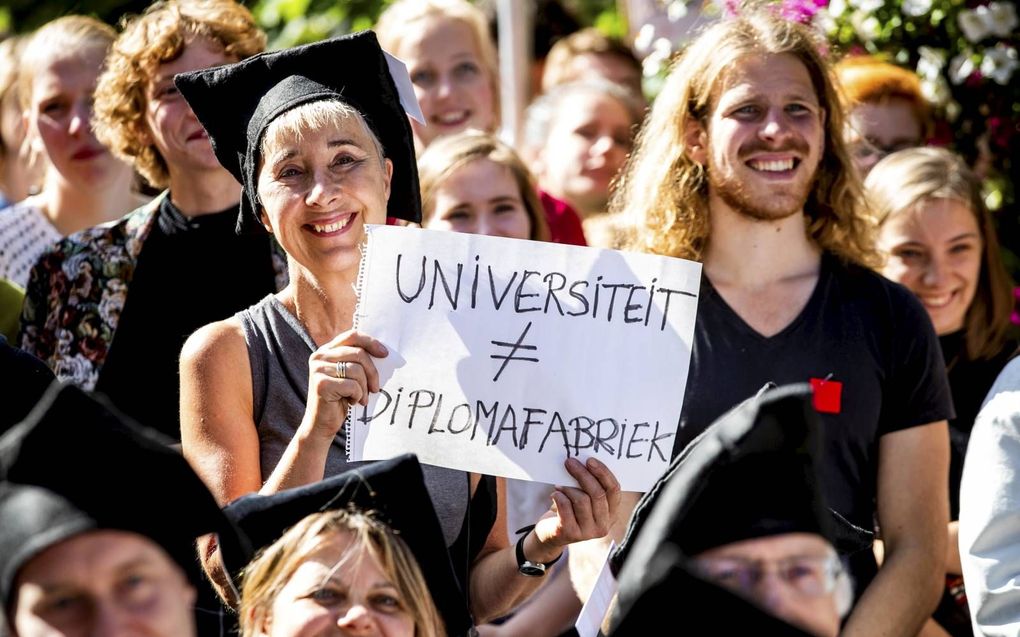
[554,90,634,127]
[704,532,832,559]
[400,16,480,60]
[263,111,376,157]
[848,100,922,140]
[18,529,171,585]
[572,52,640,82]
[713,53,820,104]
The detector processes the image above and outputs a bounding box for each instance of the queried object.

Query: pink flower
[779,0,828,23]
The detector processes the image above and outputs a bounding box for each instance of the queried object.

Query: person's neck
[702,197,822,288]
[282,262,361,346]
[39,169,141,236]
[167,165,241,217]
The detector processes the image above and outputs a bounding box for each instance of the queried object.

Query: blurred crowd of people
[2,1,1020,637]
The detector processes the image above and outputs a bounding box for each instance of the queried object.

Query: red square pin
[810,377,842,414]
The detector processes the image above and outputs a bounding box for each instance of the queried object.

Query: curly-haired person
[575,9,952,637]
[18,0,286,441]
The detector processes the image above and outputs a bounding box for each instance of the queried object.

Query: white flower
[949,51,976,85]
[667,0,688,21]
[920,75,951,108]
[902,0,932,17]
[958,8,989,43]
[959,3,1017,43]
[55,354,98,389]
[981,44,1019,85]
[916,46,946,80]
[56,328,74,357]
[827,0,847,18]
[851,11,881,41]
[988,2,1019,38]
[98,279,127,326]
[634,23,656,55]
[813,8,837,34]
[849,0,883,13]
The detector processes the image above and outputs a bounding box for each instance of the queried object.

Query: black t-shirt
[96,196,277,440]
[674,253,953,588]
[941,331,1015,519]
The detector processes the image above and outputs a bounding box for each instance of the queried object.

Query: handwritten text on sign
[348,226,701,492]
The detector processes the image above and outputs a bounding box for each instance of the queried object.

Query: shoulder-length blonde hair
[239,509,445,637]
[375,0,500,129]
[866,146,1015,361]
[18,15,117,111]
[614,8,878,268]
[417,130,551,242]
[93,0,265,189]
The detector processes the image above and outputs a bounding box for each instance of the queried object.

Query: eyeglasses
[848,138,919,161]
[692,553,842,598]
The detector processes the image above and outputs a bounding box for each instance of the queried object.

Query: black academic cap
[0,383,237,606]
[174,30,422,231]
[608,383,872,633]
[220,454,473,637]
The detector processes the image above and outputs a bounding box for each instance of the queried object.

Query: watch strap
[515,524,563,573]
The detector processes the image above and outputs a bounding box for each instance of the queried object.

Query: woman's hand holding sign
[525,457,623,563]
[303,331,388,441]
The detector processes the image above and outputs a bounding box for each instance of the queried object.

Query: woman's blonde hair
[376,0,500,131]
[18,16,117,111]
[93,0,265,189]
[239,509,444,637]
[866,147,1014,360]
[613,8,879,268]
[417,130,551,242]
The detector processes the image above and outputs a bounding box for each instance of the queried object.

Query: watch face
[519,562,546,577]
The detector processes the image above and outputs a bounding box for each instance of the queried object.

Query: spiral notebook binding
[345,226,374,460]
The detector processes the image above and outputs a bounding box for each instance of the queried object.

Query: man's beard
[707,141,817,222]
[710,169,813,221]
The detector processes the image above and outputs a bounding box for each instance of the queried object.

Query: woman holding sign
[175,32,620,625]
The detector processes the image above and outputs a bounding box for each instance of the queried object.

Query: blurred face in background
[11,530,197,637]
[878,197,982,335]
[143,37,236,181]
[845,98,923,177]
[396,16,496,149]
[693,533,843,637]
[425,157,532,239]
[27,48,127,189]
[535,89,634,217]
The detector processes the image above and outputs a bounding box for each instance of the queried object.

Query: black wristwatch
[515,525,563,577]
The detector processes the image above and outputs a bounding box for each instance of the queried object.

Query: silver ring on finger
[336,360,348,380]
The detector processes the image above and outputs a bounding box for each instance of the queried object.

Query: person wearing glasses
[835,56,932,178]
[610,384,859,637]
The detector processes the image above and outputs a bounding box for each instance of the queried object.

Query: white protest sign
[575,541,619,637]
[347,226,701,492]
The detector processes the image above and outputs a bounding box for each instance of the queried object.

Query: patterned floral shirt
[19,194,288,389]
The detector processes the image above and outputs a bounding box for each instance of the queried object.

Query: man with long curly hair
[598,9,952,636]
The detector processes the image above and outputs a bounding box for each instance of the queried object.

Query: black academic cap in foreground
[608,383,872,634]
[0,383,236,606]
[220,454,473,637]
[175,30,422,231]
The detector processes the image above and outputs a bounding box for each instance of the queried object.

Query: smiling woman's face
[878,197,983,335]
[256,104,391,275]
[258,532,415,637]
[396,15,496,149]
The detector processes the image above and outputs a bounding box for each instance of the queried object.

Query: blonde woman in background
[0,17,147,289]
[868,146,1016,637]
[0,35,44,209]
[240,510,445,637]
[376,0,499,153]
